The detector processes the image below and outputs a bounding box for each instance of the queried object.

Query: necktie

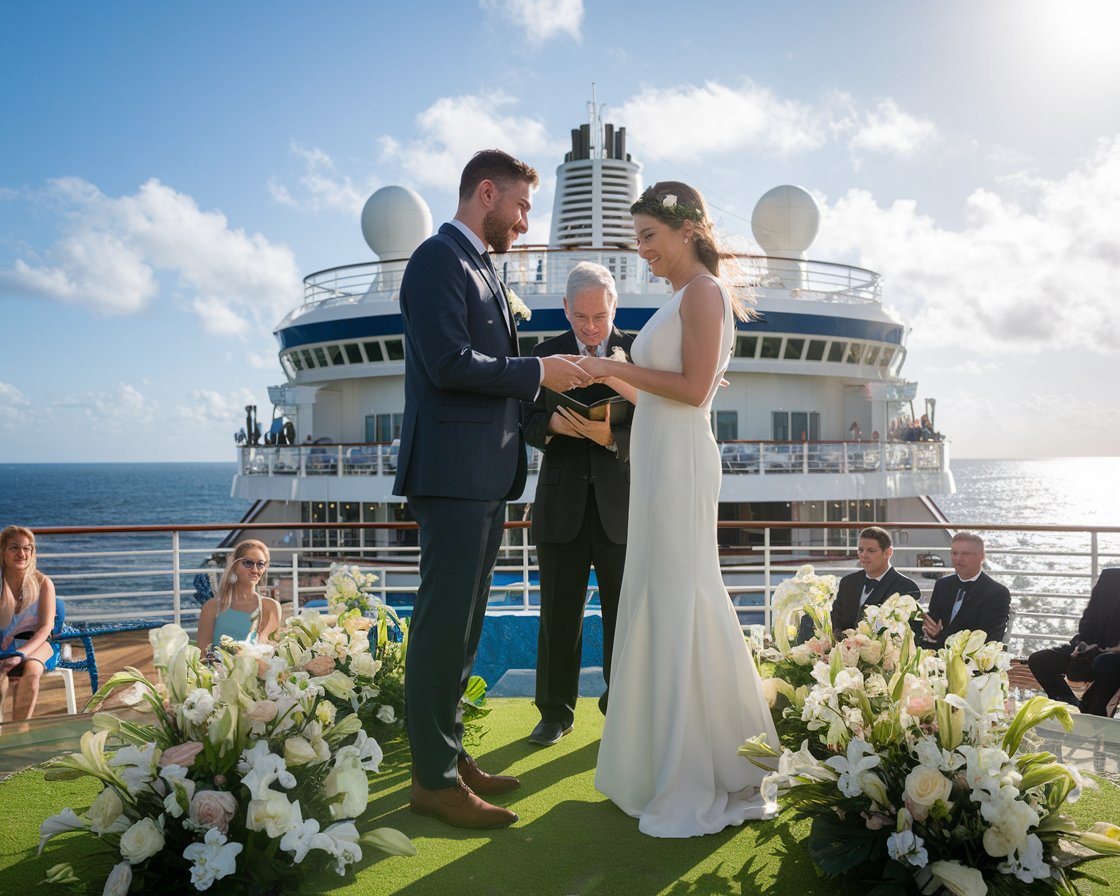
[482,253,511,329]
[949,581,971,622]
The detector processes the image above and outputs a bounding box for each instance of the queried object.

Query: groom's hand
[541,356,592,392]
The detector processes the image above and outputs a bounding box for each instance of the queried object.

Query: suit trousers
[535,489,625,727]
[405,495,507,789]
[1028,644,1120,716]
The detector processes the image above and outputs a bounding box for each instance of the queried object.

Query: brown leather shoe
[457,754,520,795]
[409,778,517,829]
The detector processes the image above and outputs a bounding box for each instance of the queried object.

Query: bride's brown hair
[631,181,753,321]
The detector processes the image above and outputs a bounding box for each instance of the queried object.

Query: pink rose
[302,655,336,676]
[160,740,205,768]
[189,790,238,833]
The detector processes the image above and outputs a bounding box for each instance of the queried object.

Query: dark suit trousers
[405,495,506,790]
[535,489,625,727]
[1027,644,1080,707]
[1081,652,1120,716]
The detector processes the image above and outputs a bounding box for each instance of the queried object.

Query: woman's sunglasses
[239,559,269,571]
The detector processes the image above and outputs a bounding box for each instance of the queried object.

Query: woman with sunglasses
[0,526,61,721]
[196,539,281,654]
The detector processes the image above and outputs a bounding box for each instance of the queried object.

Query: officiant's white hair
[565,262,617,305]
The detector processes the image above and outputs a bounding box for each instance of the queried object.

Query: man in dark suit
[1027,567,1120,715]
[394,150,590,829]
[919,531,1011,649]
[522,262,635,746]
[829,526,921,635]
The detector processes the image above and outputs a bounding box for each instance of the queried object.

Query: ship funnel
[751,185,820,291]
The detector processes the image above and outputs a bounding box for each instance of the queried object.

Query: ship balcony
[231,438,951,504]
[296,248,881,309]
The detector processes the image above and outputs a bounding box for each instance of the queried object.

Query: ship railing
[26,521,1120,662]
[298,250,882,307]
[237,438,946,478]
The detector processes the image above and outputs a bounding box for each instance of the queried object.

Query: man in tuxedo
[1027,567,1120,715]
[918,531,1011,649]
[522,263,635,746]
[829,526,921,635]
[394,150,590,829]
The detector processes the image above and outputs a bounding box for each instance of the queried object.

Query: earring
[230,572,239,584]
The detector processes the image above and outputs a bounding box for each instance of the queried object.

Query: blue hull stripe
[277,307,904,350]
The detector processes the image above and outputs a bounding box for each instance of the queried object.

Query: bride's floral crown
[630,188,705,224]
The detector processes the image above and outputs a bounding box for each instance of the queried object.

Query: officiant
[522,262,635,746]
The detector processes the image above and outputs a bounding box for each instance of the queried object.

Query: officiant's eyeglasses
[239,559,269,571]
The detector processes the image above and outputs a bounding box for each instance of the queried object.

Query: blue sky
[2,0,1119,462]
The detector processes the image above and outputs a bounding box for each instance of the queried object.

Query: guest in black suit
[1027,568,1120,715]
[918,531,1011,649]
[830,526,921,635]
[522,263,635,746]
[394,150,590,829]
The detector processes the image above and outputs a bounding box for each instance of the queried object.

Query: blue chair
[6,597,81,716]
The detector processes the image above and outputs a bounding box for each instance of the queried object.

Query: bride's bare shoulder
[680,275,725,313]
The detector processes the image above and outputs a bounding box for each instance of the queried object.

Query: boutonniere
[503,283,531,321]
[609,346,629,362]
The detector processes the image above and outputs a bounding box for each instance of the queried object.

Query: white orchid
[182,827,242,891]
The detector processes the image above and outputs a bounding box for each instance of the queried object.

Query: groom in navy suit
[394,150,590,829]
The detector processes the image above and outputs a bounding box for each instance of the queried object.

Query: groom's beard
[483,209,517,254]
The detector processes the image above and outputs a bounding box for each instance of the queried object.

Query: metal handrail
[27,521,1120,658]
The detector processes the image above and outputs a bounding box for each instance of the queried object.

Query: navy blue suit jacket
[393,223,541,501]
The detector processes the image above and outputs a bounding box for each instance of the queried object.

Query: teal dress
[209,593,261,648]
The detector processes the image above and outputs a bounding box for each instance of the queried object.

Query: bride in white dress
[578,182,779,838]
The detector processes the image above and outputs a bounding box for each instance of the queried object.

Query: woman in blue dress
[196,539,281,654]
[0,525,61,721]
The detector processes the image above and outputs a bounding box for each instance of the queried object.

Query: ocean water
[1,458,1118,622]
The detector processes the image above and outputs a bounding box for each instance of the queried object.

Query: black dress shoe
[528,720,573,746]
[598,689,608,715]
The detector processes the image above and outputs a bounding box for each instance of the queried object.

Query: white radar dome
[361,186,433,260]
[750,185,820,256]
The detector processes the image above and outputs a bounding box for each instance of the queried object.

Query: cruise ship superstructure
[233,107,954,560]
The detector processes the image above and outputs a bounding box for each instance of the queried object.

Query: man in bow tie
[522,263,635,746]
[394,150,591,829]
[828,526,921,636]
[918,531,1011,649]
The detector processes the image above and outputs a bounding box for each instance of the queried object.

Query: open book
[544,389,632,424]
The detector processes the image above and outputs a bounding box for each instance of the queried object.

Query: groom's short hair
[459,150,539,201]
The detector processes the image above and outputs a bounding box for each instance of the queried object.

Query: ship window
[372,413,403,442]
[827,342,845,363]
[772,410,820,441]
[329,344,345,366]
[760,337,782,359]
[301,350,316,369]
[771,412,790,441]
[735,336,758,358]
[880,347,895,368]
[805,340,827,361]
[287,352,303,372]
[784,338,805,360]
[385,339,405,361]
[864,345,880,365]
[845,343,862,364]
[363,341,385,362]
[313,347,329,367]
[712,410,738,440]
[344,343,363,364]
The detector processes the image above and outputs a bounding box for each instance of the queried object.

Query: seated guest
[918,531,1011,649]
[1027,568,1120,715]
[831,527,921,634]
[196,540,281,654]
[0,526,60,721]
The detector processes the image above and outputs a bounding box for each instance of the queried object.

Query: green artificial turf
[2,699,1118,895]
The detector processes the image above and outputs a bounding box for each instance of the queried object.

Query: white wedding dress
[595,275,779,838]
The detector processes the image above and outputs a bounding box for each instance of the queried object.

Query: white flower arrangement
[37,621,414,894]
[324,563,381,615]
[769,564,840,653]
[742,566,1120,893]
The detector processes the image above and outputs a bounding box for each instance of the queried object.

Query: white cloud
[0,178,301,335]
[813,135,1120,353]
[480,0,582,44]
[0,382,32,430]
[848,98,940,157]
[617,81,823,161]
[379,93,562,192]
[268,142,374,214]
